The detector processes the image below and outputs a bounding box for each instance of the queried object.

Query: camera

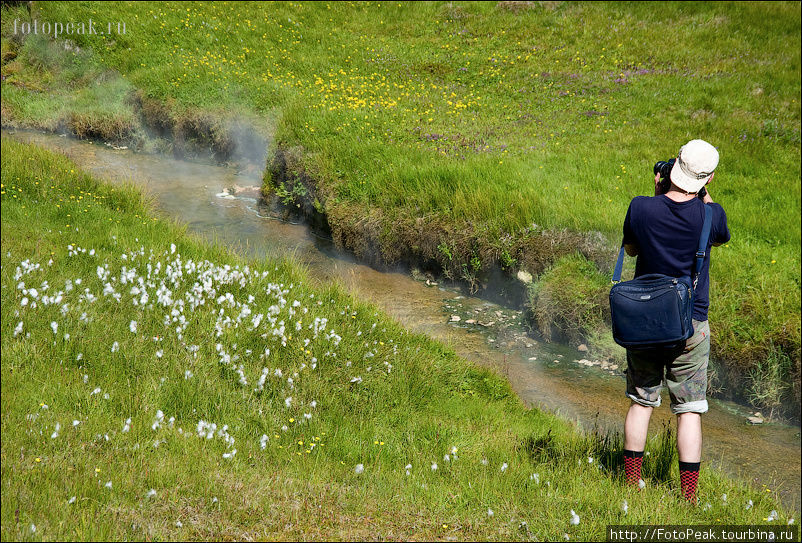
[654,159,675,195]
[653,159,707,198]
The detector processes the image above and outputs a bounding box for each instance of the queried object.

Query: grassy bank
[2,136,797,540]
[1,1,799,417]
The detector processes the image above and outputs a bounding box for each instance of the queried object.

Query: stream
[6,129,800,510]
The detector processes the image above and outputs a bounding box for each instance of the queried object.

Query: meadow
[0,2,799,414]
[3,135,798,540]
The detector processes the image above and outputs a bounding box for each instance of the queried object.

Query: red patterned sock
[679,461,700,503]
[624,450,644,488]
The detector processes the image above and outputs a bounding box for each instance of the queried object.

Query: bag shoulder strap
[693,203,713,289]
[613,203,713,286]
[612,246,626,284]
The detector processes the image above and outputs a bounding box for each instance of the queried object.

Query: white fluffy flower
[768,510,778,522]
[152,410,164,430]
[354,463,364,474]
[129,320,138,333]
[569,509,580,526]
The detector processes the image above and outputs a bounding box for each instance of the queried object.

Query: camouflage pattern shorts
[625,320,710,414]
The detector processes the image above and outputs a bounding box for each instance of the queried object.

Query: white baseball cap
[670,139,719,194]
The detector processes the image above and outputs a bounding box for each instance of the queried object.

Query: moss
[527,252,610,344]
[67,111,138,144]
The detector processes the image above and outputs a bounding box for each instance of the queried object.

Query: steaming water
[5,129,800,509]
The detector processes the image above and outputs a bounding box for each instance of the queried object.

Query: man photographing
[620,139,731,503]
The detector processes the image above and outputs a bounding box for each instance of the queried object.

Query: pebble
[449,315,460,322]
[517,270,533,284]
[577,344,588,352]
[747,413,764,425]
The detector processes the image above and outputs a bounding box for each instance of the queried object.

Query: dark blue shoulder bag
[609,204,712,349]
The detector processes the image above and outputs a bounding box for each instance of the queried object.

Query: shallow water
[6,129,800,510]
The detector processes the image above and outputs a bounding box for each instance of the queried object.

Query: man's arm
[701,187,728,247]
[622,199,639,256]
[624,243,639,256]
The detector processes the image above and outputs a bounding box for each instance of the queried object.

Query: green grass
[1,1,799,415]
[2,138,796,540]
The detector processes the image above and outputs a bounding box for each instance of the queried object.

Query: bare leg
[624,402,653,451]
[676,412,702,463]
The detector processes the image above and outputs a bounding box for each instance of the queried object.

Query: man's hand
[654,173,663,196]
[702,172,715,204]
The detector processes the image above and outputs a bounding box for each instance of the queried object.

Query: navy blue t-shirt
[622,195,730,321]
